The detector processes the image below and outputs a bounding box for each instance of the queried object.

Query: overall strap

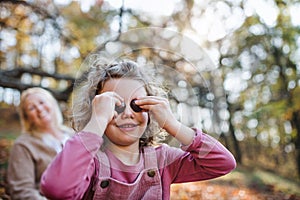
[143,146,158,170]
[96,150,111,177]
[82,152,108,200]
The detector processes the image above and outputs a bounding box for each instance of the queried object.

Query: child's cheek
[143,112,150,126]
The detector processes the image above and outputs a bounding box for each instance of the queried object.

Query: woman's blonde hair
[19,87,64,135]
[72,57,166,147]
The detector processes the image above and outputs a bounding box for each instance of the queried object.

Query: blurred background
[1,0,300,199]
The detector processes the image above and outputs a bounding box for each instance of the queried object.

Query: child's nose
[121,103,135,118]
[115,99,142,116]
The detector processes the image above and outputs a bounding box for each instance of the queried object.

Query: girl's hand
[82,92,123,136]
[135,96,195,145]
[134,96,177,132]
[92,92,124,121]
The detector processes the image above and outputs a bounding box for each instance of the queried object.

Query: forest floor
[170,166,300,200]
[0,107,300,200]
[1,133,300,200]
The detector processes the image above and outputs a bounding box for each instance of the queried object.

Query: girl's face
[23,93,54,131]
[101,78,148,147]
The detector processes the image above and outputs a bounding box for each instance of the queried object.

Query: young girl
[40,59,236,200]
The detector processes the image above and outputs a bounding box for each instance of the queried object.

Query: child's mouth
[117,123,138,131]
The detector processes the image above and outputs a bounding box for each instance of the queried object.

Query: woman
[6,87,73,200]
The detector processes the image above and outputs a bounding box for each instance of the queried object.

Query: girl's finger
[135,97,167,107]
[98,91,124,106]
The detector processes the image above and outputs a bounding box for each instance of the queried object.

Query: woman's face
[101,78,148,147]
[23,93,54,131]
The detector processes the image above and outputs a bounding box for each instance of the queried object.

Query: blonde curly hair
[72,57,166,147]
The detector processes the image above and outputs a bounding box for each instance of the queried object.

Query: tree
[0,0,80,101]
[220,0,300,178]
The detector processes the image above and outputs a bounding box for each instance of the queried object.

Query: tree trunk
[228,115,242,164]
[227,101,242,164]
[292,111,300,178]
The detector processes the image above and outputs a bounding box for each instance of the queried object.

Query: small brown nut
[130,99,143,112]
[115,102,126,114]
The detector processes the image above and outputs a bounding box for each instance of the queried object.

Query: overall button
[147,170,156,177]
[100,180,109,188]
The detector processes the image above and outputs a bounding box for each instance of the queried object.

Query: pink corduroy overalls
[84,146,162,200]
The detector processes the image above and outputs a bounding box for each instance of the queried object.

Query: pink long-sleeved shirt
[41,129,236,199]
